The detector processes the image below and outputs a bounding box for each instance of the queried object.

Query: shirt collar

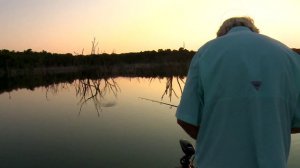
[228,26,251,34]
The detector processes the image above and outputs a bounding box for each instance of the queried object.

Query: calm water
[0,77,299,168]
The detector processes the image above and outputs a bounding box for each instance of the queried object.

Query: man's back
[176,26,300,168]
[198,26,300,168]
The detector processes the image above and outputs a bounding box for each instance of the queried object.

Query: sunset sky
[0,0,299,54]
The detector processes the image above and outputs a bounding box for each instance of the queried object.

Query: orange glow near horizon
[0,0,300,54]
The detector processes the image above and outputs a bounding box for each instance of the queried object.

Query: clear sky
[0,0,299,54]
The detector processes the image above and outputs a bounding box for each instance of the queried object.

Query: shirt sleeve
[176,49,204,126]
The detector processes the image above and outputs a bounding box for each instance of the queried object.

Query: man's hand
[177,119,199,140]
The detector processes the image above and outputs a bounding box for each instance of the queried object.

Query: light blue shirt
[176,26,300,168]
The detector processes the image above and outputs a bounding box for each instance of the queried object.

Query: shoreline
[0,63,188,94]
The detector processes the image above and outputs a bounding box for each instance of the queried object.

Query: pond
[0,77,299,168]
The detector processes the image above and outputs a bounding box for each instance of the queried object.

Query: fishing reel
[179,139,195,168]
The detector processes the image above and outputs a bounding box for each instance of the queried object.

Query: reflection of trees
[161,76,185,101]
[45,83,70,100]
[43,78,120,116]
[74,78,120,117]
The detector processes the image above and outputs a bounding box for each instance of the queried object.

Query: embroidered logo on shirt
[251,81,262,91]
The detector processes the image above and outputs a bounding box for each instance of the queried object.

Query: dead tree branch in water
[91,37,99,55]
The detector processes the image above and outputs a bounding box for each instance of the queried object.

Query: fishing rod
[138,97,178,108]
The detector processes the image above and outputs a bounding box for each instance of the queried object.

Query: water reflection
[137,76,185,108]
[0,75,185,114]
[45,82,70,100]
[161,76,185,102]
[74,78,120,116]
[0,76,192,168]
[41,78,120,116]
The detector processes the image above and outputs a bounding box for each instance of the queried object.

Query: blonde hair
[217,16,259,37]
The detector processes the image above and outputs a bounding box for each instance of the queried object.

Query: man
[176,17,300,168]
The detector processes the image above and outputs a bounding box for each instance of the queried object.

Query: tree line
[0,48,194,70]
[0,48,299,77]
